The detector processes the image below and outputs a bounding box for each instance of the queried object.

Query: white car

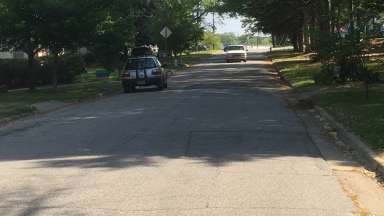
[224,45,248,63]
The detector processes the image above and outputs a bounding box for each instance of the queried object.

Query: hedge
[0,54,86,90]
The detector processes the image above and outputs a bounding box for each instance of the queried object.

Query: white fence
[0,51,28,59]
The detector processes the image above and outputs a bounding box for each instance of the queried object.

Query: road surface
[0,52,357,215]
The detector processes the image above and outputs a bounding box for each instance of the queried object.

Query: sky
[217,16,246,35]
[205,15,246,35]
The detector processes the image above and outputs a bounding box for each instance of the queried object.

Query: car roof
[127,56,158,60]
[226,45,245,47]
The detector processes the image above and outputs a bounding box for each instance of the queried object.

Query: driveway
[0,51,357,215]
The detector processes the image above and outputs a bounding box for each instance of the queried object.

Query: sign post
[160,26,172,62]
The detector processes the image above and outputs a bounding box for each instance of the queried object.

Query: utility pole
[211,0,216,51]
[212,12,216,50]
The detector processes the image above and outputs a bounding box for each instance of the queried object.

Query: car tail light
[152,68,161,75]
[122,71,130,77]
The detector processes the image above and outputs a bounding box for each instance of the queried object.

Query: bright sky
[205,15,246,35]
[217,16,246,35]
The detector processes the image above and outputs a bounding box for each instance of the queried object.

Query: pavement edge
[315,105,384,176]
[267,52,384,177]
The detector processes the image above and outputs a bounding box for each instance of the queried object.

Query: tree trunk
[27,52,36,91]
[290,34,299,52]
[271,34,276,48]
[318,0,331,33]
[303,24,310,52]
[309,13,317,51]
[365,81,369,100]
[178,53,182,65]
[349,0,355,36]
[52,52,59,89]
[297,29,304,52]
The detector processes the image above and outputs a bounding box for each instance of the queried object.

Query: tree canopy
[0,0,215,87]
[218,0,384,52]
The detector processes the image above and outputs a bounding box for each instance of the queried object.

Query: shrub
[82,52,97,66]
[40,54,86,83]
[0,59,35,89]
[0,54,86,90]
[58,54,86,83]
[314,64,337,85]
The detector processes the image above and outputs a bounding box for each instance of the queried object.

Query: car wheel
[123,85,130,93]
[123,84,135,93]
[158,81,165,91]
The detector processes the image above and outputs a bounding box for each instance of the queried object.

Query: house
[0,51,27,60]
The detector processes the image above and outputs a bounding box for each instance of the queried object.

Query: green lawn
[315,87,384,152]
[368,59,384,81]
[270,50,384,153]
[0,66,182,121]
[182,50,222,66]
[76,68,121,83]
[0,75,121,120]
[269,51,321,88]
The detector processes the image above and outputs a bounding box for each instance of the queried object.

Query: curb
[0,113,34,127]
[267,55,293,88]
[315,105,384,176]
[0,101,83,128]
[266,54,384,177]
[0,68,185,128]
[0,88,122,128]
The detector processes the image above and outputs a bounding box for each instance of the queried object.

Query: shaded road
[0,51,357,215]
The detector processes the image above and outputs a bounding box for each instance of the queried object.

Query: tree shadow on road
[0,187,68,216]
[0,51,360,171]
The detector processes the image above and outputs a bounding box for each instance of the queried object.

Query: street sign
[160,26,172,39]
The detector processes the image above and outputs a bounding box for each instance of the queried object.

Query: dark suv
[121,56,168,93]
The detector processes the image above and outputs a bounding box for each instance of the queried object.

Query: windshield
[225,46,245,51]
[126,58,157,70]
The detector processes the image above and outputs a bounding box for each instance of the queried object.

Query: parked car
[131,45,158,57]
[224,45,248,63]
[121,56,168,93]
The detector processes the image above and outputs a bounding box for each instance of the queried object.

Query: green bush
[0,54,86,90]
[82,52,97,66]
[57,54,86,83]
[0,59,35,89]
[314,65,337,85]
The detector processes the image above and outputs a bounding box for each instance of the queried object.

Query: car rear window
[126,58,157,70]
[225,46,245,51]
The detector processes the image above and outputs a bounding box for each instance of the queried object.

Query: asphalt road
[0,52,357,215]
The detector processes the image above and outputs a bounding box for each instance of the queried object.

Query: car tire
[158,81,164,91]
[123,84,135,93]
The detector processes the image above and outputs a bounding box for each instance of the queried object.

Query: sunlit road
[0,51,357,215]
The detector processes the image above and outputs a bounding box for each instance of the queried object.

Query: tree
[88,0,139,71]
[220,33,239,46]
[148,0,205,57]
[219,0,384,52]
[38,0,104,88]
[202,32,222,50]
[219,0,383,97]
[0,0,109,88]
[0,0,45,89]
[218,0,306,51]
